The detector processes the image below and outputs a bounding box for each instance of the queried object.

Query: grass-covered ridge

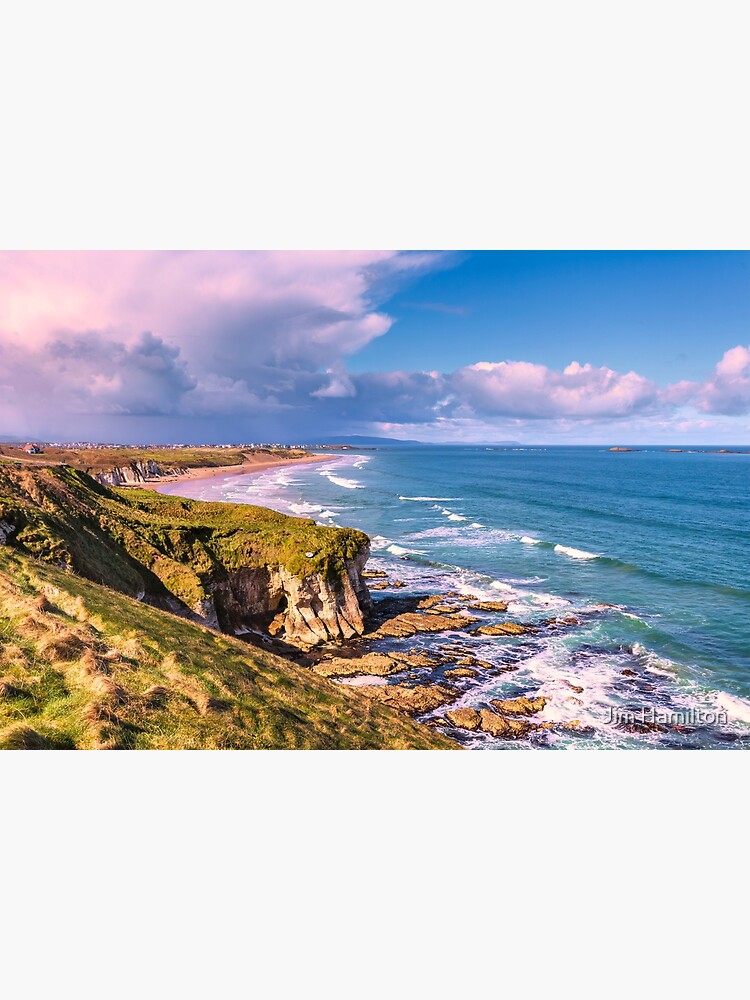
[0,444,307,474]
[0,548,453,749]
[0,465,369,612]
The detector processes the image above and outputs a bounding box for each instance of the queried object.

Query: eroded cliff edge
[0,465,372,646]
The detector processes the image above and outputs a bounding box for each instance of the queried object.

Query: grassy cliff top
[0,444,307,473]
[0,465,369,609]
[0,547,453,749]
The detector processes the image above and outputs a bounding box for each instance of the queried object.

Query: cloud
[448,359,659,419]
[662,345,750,415]
[0,250,747,443]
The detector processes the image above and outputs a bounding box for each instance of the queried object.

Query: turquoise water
[159,447,750,749]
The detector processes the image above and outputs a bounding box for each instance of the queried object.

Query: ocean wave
[387,543,427,556]
[321,473,363,489]
[553,543,599,560]
[469,522,485,528]
[288,502,322,514]
[521,535,542,545]
[399,496,460,501]
[370,535,392,550]
[447,513,467,522]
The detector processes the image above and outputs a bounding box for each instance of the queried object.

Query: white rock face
[94,462,186,486]
[195,544,373,646]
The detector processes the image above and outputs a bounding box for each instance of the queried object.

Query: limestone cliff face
[94,461,187,486]
[187,543,373,646]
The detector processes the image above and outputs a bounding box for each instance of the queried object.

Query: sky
[0,250,748,445]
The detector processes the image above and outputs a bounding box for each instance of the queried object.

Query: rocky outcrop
[204,544,373,646]
[93,461,187,486]
[475,622,529,636]
[489,695,547,716]
[357,683,457,715]
[368,610,477,640]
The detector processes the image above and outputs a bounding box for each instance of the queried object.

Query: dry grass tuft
[142,684,170,707]
[38,630,87,662]
[0,724,55,749]
[33,593,54,613]
[0,679,26,699]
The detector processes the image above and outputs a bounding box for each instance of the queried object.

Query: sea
[157,446,750,750]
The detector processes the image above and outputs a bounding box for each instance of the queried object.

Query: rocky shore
[255,569,600,745]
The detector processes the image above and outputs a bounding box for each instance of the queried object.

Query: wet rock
[357,683,457,715]
[444,667,479,679]
[564,681,585,693]
[468,600,509,612]
[478,709,551,739]
[396,651,440,668]
[475,622,529,636]
[362,570,388,579]
[490,695,547,716]
[313,652,405,678]
[621,668,637,677]
[445,707,482,731]
[369,611,476,640]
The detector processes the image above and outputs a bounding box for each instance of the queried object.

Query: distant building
[23,443,41,454]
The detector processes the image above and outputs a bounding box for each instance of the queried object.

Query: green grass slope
[0,548,455,749]
[0,465,369,612]
[0,444,307,474]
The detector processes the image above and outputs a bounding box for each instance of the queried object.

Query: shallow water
[157,446,750,749]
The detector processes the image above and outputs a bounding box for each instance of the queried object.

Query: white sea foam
[370,535,392,550]
[521,535,542,545]
[399,496,459,501]
[554,543,599,560]
[288,502,322,514]
[469,522,485,528]
[712,691,750,724]
[447,513,467,522]
[386,543,426,556]
[323,474,363,489]
[317,509,339,519]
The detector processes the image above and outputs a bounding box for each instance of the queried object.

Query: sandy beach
[133,451,333,489]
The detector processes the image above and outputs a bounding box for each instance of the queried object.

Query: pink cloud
[661,345,750,415]
[448,359,659,419]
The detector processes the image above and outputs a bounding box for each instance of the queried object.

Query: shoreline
[129,452,334,490]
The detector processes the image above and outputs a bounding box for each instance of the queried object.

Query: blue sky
[355,251,749,386]
[1,250,748,444]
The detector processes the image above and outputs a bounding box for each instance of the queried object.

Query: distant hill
[313,435,426,447]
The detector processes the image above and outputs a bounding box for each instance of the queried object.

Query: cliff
[0,464,372,646]
[93,460,188,486]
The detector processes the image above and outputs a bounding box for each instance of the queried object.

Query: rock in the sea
[362,570,388,579]
[475,622,529,636]
[370,611,476,640]
[489,695,547,716]
[396,651,440,668]
[478,709,550,739]
[357,683,457,715]
[445,707,482,731]
[444,667,478,679]
[564,681,584,693]
[621,668,637,677]
[468,600,509,612]
[313,652,405,678]
[417,594,450,609]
